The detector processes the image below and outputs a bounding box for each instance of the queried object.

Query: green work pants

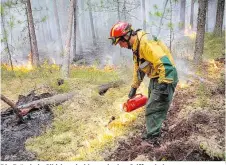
[145,78,177,137]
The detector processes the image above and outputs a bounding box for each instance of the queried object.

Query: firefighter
[109,22,178,141]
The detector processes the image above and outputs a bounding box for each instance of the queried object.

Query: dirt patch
[1,92,53,161]
[106,86,225,161]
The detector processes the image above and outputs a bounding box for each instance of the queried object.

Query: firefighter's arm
[131,56,142,88]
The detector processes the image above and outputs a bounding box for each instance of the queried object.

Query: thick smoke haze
[0,0,222,69]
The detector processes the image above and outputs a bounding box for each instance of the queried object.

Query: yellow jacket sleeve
[131,56,142,88]
[141,41,175,84]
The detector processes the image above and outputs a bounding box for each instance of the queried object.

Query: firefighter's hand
[128,87,137,99]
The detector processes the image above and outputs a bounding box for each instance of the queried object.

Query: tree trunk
[73,0,77,59]
[142,0,146,31]
[179,0,186,31]
[194,0,208,64]
[1,12,14,71]
[122,0,127,20]
[27,0,40,67]
[53,0,64,53]
[25,5,33,65]
[117,0,121,20]
[206,1,208,32]
[61,0,75,78]
[88,0,96,46]
[213,0,225,36]
[190,0,195,29]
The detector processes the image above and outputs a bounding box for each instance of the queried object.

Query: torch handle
[127,93,143,102]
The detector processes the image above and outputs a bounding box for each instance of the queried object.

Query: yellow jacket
[131,31,178,88]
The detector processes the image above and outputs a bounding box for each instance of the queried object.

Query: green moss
[204,32,225,59]
[195,83,211,108]
[70,68,119,84]
[50,80,71,93]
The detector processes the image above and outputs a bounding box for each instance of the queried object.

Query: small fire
[208,59,218,69]
[2,52,33,72]
[14,53,33,71]
[103,65,115,72]
[27,52,33,70]
[184,25,196,39]
[51,58,56,65]
[178,82,189,89]
[72,107,141,160]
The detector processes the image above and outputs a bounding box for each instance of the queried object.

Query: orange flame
[208,59,218,69]
[178,81,189,89]
[2,53,33,72]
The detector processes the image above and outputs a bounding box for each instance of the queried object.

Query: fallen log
[98,80,124,95]
[215,57,225,63]
[17,92,75,115]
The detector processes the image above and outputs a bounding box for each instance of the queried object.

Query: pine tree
[194,0,208,64]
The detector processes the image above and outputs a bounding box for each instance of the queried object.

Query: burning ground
[1,58,225,161]
[106,59,225,161]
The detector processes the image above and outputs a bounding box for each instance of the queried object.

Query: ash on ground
[1,92,53,161]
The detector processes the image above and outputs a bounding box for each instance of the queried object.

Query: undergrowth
[204,32,225,59]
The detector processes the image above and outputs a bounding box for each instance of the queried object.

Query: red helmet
[109,22,132,45]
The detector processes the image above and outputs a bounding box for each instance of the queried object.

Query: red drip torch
[123,94,148,112]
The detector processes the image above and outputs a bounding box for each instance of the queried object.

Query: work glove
[128,87,137,99]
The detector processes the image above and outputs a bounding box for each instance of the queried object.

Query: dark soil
[1,92,53,161]
[106,87,225,161]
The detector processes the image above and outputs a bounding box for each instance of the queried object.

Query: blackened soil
[1,92,53,161]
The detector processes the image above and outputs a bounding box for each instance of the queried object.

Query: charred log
[215,57,225,63]
[98,80,124,95]
[17,92,75,116]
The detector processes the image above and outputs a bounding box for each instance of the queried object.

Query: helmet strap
[122,30,133,49]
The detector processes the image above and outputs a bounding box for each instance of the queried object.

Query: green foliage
[203,32,225,59]
[154,11,162,17]
[100,0,104,8]
[1,36,7,43]
[167,22,174,30]
[8,16,15,28]
[178,22,184,29]
[0,4,4,15]
[41,16,48,22]
[153,4,158,10]
[4,1,14,8]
